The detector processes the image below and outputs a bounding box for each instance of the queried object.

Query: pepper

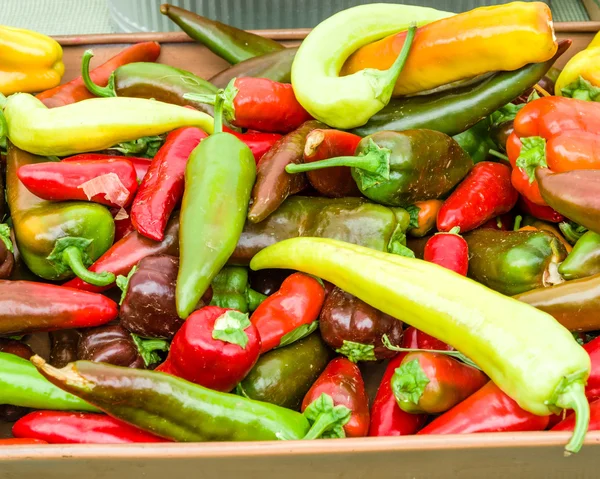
[0,26,64,95]
[209,266,266,314]
[160,4,284,65]
[0,352,97,412]
[437,162,518,233]
[7,144,116,285]
[403,326,453,352]
[186,77,312,134]
[302,129,362,198]
[292,6,451,129]
[37,42,161,108]
[287,130,473,207]
[248,120,323,224]
[250,273,324,353]
[49,330,80,368]
[248,269,294,297]
[417,382,550,435]
[518,195,565,223]
[301,358,369,437]
[452,119,495,163]
[177,97,256,319]
[0,438,47,445]
[250,237,591,453]
[424,228,469,277]
[518,216,573,254]
[319,286,403,361]
[0,339,34,422]
[556,33,600,101]
[584,337,600,401]
[391,352,487,414]
[156,307,260,392]
[237,333,332,411]
[559,231,600,281]
[0,224,15,279]
[111,207,134,242]
[2,92,213,157]
[352,40,570,138]
[62,154,151,184]
[552,399,600,432]
[225,129,282,164]
[130,127,206,241]
[232,196,411,265]
[406,200,442,238]
[17,157,138,208]
[514,273,600,333]
[342,3,556,97]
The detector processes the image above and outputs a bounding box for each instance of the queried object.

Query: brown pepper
[49,329,80,368]
[78,324,145,369]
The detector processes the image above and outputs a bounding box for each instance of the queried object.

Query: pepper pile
[0,2,598,455]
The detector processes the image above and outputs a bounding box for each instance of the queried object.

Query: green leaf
[573,333,585,346]
[0,224,13,253]
[116,265,137,306]
[515,136,547,183]
[302,393,351,440]
[336,340,376,363]
[527,90,541,103]
[353,139,391,190]
[212,310,251,348]
[110,135,165,159]
[277,321,319,349]
[489,102,524,127]
[406,205,420,230]
[391,359,430,406]
[561,76,600,102]
[559,221,588,245]
[131,334,170,368]
[388,241,415,258]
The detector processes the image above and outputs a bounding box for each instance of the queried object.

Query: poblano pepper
[559,231,600,281]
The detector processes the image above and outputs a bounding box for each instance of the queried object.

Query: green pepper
[6,144,115,283]
[286,130,472,207]
[452,119,496,163]
[177,94,256,319]
[464,228,567,296]
[210,266,267,313]
[0,352,98,412]
[237,333,333,411]
[250,237,591,454]
[559,231,600,281]
[229,196,411,265]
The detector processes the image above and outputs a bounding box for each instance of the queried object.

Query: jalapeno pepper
[559,231,600,281]
[210,266,266,314]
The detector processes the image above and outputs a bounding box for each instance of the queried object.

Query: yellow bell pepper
[555,32,600,101]
[0,26,64,95]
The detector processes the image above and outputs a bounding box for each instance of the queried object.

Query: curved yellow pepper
[556,32,600,101]
[0,26,64,95]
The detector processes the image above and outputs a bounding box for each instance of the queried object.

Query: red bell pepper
[301,357,369,437]
[423,228,469,277]
[187,77,312,133]
[437,162,518,233]
[250,272,325,353]
[584,336,600,401]
[552,398,600,432]
[12,411,168,444]
[17,158,138,208]
[417,381,550,435]
[156,306,260,392]
[403,326,454,352]
[391,351,488,414]
[222,127,282,164]
[62,154,151,184]
[0,438,47,445]
[36,42,161,108]
[518,195,565,223]
[131,127,206,241]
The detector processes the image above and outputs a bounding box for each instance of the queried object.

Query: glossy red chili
[518,195,565,223]
[156,306,261,392]
[552,398,600,432]
[62,154,151,184]
[423,229,469,277]
[584,336,600,401]
[226,129,282,164]
[131,127,206,241]
[403,326,453,351]
[110,207,134,243]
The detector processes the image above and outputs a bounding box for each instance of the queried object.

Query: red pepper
[12,411,168,444]
[62,154,151,184]
[302,129,362,198]
[518,195,565,223]
[417,381,550,435]
[131,127,206,241]
[403,326,453,351]
[250,272,325,353]
[437,162,518,233]
[301,357,369,437]
[424,228,469,277]
[63,212,179,293]
[0,438,47,445]
[391,352,488,414]
[222,127,282,164]
[17,158,138,208]
[110,207,134,243]
[156,306,260,392]
[584,336,600,401]
[189,77,312,134]
[552,398,600,432]
[36,42,161,108]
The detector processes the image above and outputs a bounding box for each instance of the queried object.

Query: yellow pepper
[555,32,600,101]
[0,26,64,95]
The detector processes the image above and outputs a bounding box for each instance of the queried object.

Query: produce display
[2,1,600,458]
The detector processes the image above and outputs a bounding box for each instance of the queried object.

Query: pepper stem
[81,50,117,98]
[245,287,267,312]
[0,224,13,253]
[184,78,238,123]
[553,379,589,455]
[131,334,170,368]
[62,247,116,286]
[212,92,225,135]
[302,393,351,440]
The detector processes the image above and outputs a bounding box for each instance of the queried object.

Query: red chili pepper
[250,273,325,353]
[222,127,282,164]
[63,154,151,184]
[156,306,260,392]
[36,42,161,108]
[391,352,488,414]
[301,357,369,437]
[0,438,47,445]
[584,337,600,401]
[437,162,518,233]
[109,207,134,243]
[12,411,168,444]
[552,398,600,432]
[417,381,550,435]
[424,228,469,277]
[131,127,206,241]
[17,158,138,208]
[517,195,565,223]
[302,129,362,198]
[403,326,453,351]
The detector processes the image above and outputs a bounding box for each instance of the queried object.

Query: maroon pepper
[437,162,518,233]
[423,228,469,277]
[518,195,565,223]
[131,127,206,241]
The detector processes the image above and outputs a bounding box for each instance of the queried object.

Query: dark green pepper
[236,333,332,411]
[464,228,567,296]
[559,231,600,281]
[210,266,267,313]
[286,130,472,207]
[452,119,496,163]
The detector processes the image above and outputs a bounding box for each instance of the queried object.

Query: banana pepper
[556,32,600,101]
[0,26,64,95]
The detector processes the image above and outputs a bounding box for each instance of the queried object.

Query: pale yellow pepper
[555,31,600,101]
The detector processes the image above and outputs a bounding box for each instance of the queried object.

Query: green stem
[513,215,523,231]
[554,380,589,455]
[131,334,170,368]
[489,149,509,161]
[0,224,13,253]
[183,93,217,106]
[62,247,115,286]
[81,50,116,98]
[286,151,383,174]
[213,93,224,135]
[245,287,267,312]
[302,412,339,440]
[571,90,592,102]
